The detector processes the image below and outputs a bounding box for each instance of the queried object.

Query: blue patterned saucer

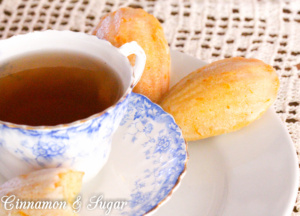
[78,93,188,216]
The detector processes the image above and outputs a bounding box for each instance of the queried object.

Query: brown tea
[0,52,123,126]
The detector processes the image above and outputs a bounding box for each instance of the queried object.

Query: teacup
[0,30,146,181]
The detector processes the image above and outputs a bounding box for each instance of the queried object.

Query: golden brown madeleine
[0,168,83,216]
[160,57,279,141]
[92,7,170,103]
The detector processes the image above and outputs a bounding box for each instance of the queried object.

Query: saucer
[0,93,187,215]
[77,93,187,216]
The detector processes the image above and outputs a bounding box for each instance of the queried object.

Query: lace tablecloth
[0,0,299,214]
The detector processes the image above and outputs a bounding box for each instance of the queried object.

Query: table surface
[0,0,299,215]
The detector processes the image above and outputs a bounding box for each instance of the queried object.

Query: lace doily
[0,0,299,214]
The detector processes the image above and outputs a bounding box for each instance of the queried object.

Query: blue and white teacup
[0,30,146,181]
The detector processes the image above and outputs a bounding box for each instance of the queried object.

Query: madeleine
[93,7,170,103]
[160,57,279,141]
[0,168,83,216]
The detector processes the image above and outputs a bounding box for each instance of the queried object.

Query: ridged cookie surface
[160,57,279,141]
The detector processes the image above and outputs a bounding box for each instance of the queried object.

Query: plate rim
[269,106,299,216]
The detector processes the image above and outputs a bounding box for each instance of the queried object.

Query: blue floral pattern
[117,93,187,216]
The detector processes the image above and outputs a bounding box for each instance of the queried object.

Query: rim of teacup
[0,30,136,130]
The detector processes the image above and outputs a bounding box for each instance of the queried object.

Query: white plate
[153,50,299,216]
[0,50,298,216]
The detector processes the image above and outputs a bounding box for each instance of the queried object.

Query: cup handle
[118,42,146,87]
